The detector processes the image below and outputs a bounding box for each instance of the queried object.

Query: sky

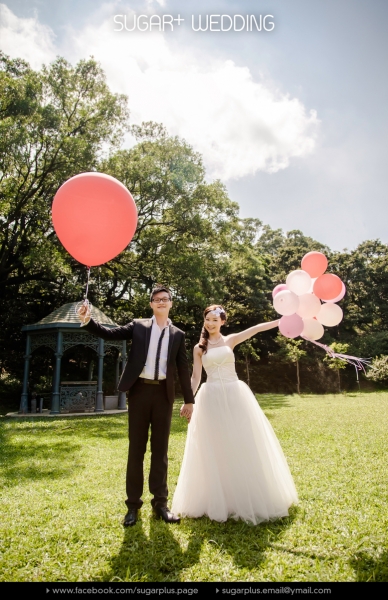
[1,0,387,252]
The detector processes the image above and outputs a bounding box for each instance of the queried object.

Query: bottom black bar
[0,581,387,597]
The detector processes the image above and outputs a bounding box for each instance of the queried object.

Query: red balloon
[301,252,328,278]
[313,274,343,301]
[52,173,137,266]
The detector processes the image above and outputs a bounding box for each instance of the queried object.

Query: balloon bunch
[273,252,369,373]
[273,251,345,340]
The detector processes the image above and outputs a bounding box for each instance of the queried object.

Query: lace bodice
[201,346,239,383]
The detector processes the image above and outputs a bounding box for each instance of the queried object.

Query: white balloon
[316,303,343,327]
[286,270,312,296]
[307,277,317,293]
[273,290,299,316]
[296,293,322,319]
[301,318,324,340]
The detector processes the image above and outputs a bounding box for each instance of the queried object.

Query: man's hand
[180,403,193,423]
[77,300,92,325]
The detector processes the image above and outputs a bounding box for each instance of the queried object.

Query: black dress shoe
[153,506,180,524]
[123,509,138,527]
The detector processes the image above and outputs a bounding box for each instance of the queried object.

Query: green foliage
[238,340,261,362]
[323,342,349,372]
[0,52,128,291]
[331,240,388,335]
[365,355,388,383]
[275,334,307,394]
[275,333,307,364]
[98,122,240,316]
[0,52,128,378]
[350,331,388,359]
[257,227,330,285]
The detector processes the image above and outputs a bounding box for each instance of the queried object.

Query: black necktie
[154,328,166,380]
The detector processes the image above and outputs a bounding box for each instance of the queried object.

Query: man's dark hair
[150,284,172,302]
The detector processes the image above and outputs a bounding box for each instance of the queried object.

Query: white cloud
[146,0,166,7]
[0,4,319,181]
[0,3,56,69]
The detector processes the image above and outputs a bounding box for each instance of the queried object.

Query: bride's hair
[199,305,227,354]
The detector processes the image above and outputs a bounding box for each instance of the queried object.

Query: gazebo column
[115,354,120,388]
[19,334,31,414]
[51,331,63,414]
[95,337,104,412]
[118,340,127,410]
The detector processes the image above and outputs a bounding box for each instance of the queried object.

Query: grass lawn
[1,392,387,583]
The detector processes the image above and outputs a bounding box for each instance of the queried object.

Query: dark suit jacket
[83,317,194,405]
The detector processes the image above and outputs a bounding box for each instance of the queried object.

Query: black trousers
[125,378,173,510]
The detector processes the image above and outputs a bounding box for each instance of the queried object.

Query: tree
[275,333,307,394]
[96,123,258,332]
[365,355,388,384]
[257,226,330,286]
[237,340,260,387]
[0,52,128,379]
[0,52,128,292]
[332,240,388,337]
[323,342,349,393]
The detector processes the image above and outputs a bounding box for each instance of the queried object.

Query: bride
[172,305,298,524]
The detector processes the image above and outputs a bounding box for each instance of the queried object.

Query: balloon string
[301,336,371,375]
[84,266,91,302]
[76,266,92,324]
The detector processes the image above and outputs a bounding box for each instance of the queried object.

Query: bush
[365,355,388,383]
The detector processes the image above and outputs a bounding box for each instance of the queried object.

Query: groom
[79,284,194,526]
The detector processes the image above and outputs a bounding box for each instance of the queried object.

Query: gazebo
[19,303,127,414]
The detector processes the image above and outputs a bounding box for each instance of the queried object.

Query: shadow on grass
[349,551,388,582]
[0,414,127,485]
[254,394,292,411]
[99,507,298,582]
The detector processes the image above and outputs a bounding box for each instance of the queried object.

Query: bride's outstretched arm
[226,320,279,349]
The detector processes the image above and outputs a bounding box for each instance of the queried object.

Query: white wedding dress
[172,345,298,524]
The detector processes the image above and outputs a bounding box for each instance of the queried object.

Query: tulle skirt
[172,379,298,524]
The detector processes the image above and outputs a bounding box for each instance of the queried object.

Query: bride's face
[204,314,222,334]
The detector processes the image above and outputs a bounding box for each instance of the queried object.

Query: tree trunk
[338,369,341,393]
[296,359,300,394]
[246,355,250,387]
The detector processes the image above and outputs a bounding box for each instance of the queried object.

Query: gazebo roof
[22,302,118,332]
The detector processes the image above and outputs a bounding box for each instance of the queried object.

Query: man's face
[150,291,172,318]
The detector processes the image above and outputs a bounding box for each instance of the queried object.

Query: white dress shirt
[140,316,171,380]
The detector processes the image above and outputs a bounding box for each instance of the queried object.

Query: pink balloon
[301,251,328,278]
[322,282,346,303]
[52,172,138,266]
[279,314,304,339]
[272,284,288,298]
[313,274,343,301]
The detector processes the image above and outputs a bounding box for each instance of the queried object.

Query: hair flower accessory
[210,307,223,316]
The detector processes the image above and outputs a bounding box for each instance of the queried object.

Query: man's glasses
[152,297,171,304]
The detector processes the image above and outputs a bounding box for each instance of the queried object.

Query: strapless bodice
[202,346,239,383]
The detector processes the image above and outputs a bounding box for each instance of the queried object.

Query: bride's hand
[180,403,193,423]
